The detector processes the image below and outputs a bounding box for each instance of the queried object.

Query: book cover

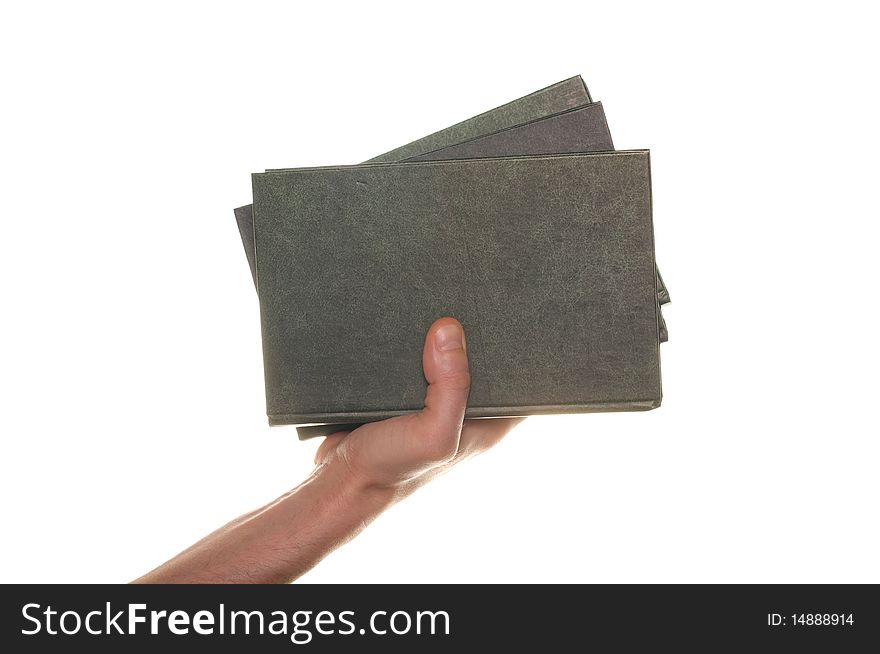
[252,151,661,426]
[365,76,592,163]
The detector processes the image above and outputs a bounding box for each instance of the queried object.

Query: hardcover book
[251,151,662,426]
[365,76,592,163]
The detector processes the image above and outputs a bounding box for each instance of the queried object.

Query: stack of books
[233,76,669,438]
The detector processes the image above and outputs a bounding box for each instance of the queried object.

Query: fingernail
[435,322,464,352]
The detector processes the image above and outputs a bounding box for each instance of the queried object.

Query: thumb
[414,317,471,462]
[326,317,472,485]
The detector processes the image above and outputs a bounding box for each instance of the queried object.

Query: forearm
[133,457,395,584]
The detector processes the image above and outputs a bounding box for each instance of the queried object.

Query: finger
[314,431,351,464]
[414,317,471,462]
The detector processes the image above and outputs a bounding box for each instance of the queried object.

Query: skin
[134,317,522,584]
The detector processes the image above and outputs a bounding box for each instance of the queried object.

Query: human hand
[314,317,522,496]
[134,317,522,583]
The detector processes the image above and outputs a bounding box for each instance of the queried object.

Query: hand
[134,317,522,583]
[315,317,522,495]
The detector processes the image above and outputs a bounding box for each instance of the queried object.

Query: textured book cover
[366,76,592,163]
[252,151,661,426]
[404,102,613,162]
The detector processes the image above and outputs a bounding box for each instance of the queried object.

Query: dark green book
[252,151,662,426]
[365,76,592,163]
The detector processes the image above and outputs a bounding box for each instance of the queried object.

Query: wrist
[316,450,400,512]
[275,453,398,541]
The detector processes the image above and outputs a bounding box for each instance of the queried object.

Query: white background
[1,1,878,583]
